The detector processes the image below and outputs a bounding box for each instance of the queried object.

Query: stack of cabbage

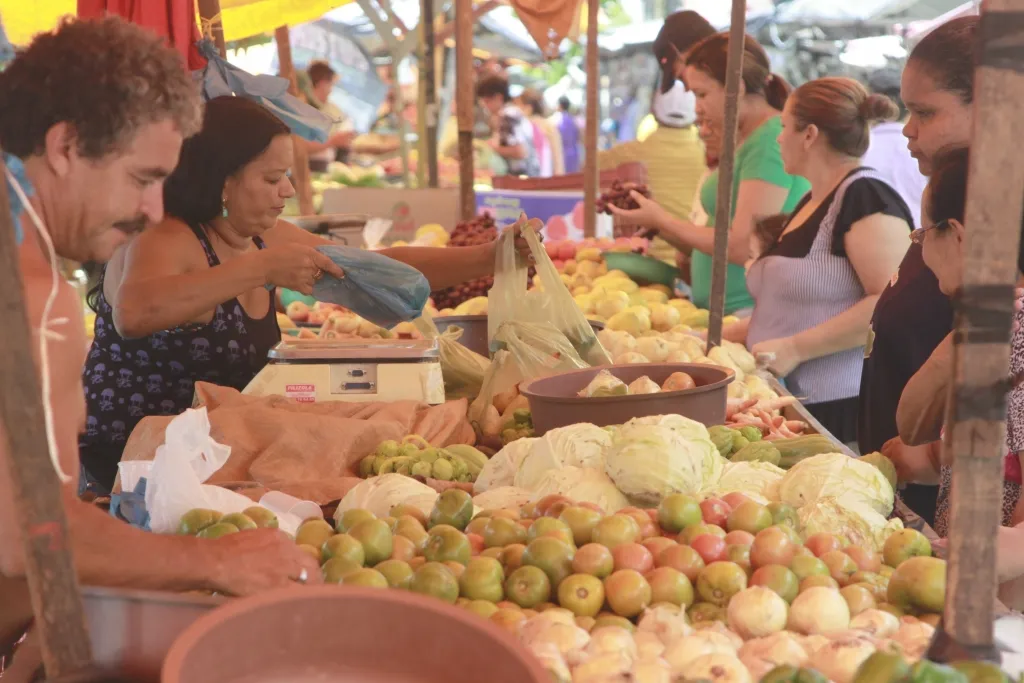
[475,417,900,552]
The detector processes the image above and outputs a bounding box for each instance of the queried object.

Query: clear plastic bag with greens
[487,218,611,366]
[414,315,490,401]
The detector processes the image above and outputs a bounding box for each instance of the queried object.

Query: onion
[727,586,788,639]
[849,608,901,637]
[633,630,666,660]
[585,626,638,661]
[788,586,851,635]
[529,642,572,683]
[692,621,745,650]
[637,605,692,646]
[682,653,752,683]
[891,618,935,662]
[571,652,632,683]
[663,632,738,674]
[631,658,672,683]
[807,636,877,683]
[737,632,808,668]
[519,619,590,660]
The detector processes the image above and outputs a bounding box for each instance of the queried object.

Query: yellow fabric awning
[0,0,354,46]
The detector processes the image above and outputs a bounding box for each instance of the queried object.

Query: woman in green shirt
[610,33,810,314]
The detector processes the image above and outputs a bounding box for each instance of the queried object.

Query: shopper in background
[726,78,912,444]
[596,75,707,246]
[862,67,928,229]
[476,74,539,177]
[897,146,1023,531]
[609,33,810,316]
[553,96,581,173]
[864,16,976,525]
[302,61,355,172]
[520,89,563,176]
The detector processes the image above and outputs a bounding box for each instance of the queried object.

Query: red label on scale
[285,384,316,403]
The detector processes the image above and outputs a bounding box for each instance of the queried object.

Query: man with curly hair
[0,17,322,657]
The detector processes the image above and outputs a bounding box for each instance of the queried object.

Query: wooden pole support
[0,159,92,675]
[936,0,1024,659]
[275,26,315,217]
[583,0,599,240]
[706,0,746,351]
[455,0,475,222]
[422,0,439,188]
[196,0,227,58]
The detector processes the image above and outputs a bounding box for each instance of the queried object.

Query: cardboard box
[320,187,461,244]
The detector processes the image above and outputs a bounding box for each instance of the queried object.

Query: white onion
[571,652,632,683]
[808,637,877,683]
[849,609,901,637]
[585,626,638,661]
[637,605,693,646]
[663,632,738,674]
[727,587,789,639]
[682,653,753,683]
[788,586,851,635]
[631,657,673,683]
[633,631,666,660]
[529,642,572,683]
[737,632,808,668]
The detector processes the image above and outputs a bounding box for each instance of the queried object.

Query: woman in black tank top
[80,96,533,493]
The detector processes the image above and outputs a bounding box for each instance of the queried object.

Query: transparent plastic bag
[312,245,430,328]
[487,219,611,366]
[415,315,490,400]
[495,321,588,381]
[468,349,522,445]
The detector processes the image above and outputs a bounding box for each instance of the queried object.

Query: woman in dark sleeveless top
[81,96,533,492]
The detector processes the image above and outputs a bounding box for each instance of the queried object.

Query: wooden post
[196,0,226,58]
[422,0,439,188]
[932,0,1024,661]
[455,0,475,221]
[705,0,746,350]
[0,160,92,675]
[275,26,316,216]
[583,0,599,239]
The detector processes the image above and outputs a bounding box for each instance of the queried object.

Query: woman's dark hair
[684,33,791,110]
[928,146,1024,273]
[162,96,290,226]
[476,74,511,102]
[790,77,899,158]
[908,16,979,104]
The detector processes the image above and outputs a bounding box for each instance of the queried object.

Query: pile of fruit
[430,213,537,312]
[176,488,954,683]
[596,179,652,214]
[357,436,488,484]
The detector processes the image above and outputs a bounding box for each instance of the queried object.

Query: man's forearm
[67,494,217,592]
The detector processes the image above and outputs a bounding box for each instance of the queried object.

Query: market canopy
[0,0,355,45]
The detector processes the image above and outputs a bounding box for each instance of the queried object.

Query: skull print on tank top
[79,223,281,492]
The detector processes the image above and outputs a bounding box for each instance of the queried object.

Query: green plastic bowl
[603,251,679,287]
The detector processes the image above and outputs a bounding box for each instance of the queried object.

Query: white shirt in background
[862,122,928,230]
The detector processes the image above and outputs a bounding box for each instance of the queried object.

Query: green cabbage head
[778,452,895,516]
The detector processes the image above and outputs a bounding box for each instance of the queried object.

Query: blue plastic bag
[312,246,430,328]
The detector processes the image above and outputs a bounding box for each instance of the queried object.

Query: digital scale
[243,338,445,405]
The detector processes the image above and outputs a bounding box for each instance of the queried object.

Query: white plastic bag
[141,408,318,535]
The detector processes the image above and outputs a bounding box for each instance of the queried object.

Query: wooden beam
[422,0,439,188]
[583,0,599,239]
[275,26,315,216]
[196,0,227,58]
[455,0,476,221]
[935,0,1024,660]
[0,158,92,676]
[706,0,746,350]
[436,0,501,42]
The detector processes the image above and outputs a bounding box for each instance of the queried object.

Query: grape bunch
[448,212,499,247]
[431,213,538,310]
[596,180,652,214]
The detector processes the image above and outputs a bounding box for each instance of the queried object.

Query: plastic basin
[434,315,605,358]
[520,363,735,435]
[161,586,549,683]
[602,252,679,287]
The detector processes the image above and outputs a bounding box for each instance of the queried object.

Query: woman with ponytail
[725,77,913,443]
[609,33,810,316]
